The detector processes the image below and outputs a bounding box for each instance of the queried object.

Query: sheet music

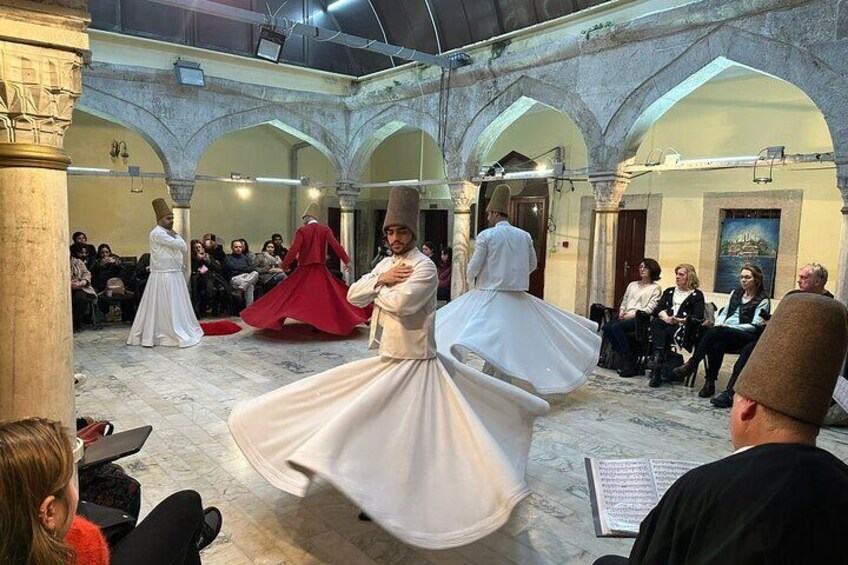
[649,459,700,496]
[833,376,848,412]
[591,458,657,535]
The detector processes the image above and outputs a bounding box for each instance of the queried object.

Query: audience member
[602,258,662,378]
[91,243,123,293]
[71,232,97,270]
[673,264,770,398]
[647,263,705,387]
[70,246,97,332]
[190,239,216,319]
[225,239,259,306]
[202,233,227,268]
[0,417,222,565]
[271,233,289,262]
[371,238,391,269]
[422,241,438,264]
[595,293,848,565]
[437,246,452,302]
[711,262,833,408]
[254,240,287,288]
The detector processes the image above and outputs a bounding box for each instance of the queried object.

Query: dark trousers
[690,326,757,381]
[190,273,214,317]
[72,289,97,329]
[648,317,680,354]
[111,490,204,565]
[725,340,757,393]
[437,287,451,302]
[602,317,638,362]
[593,556,628,565]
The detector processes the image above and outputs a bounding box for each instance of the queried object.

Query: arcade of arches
[2,0,848,562]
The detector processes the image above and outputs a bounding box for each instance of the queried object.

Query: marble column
[0,7,89,427]
[836,172,848,305]
[337,181,359,285]
[588,173,629,307]
[168,178,195,280]
[449,181,477,299]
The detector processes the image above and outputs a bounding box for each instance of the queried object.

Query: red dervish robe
[241,222,371,334]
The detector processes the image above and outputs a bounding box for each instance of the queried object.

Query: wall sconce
[753,145,785,184]
[110,140,129,164]
[128,165,143,194]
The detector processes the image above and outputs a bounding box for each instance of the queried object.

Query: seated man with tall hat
[229,186,549,549]
[127,198,203,347]
[436,183,601,394]
[595,292,848,564]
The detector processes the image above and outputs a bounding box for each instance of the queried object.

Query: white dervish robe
[436,220,601,394]
[228,247,549,549]
[127,225,202,348]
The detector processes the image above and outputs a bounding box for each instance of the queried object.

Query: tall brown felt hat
[736,293,848,425]
[152,198,172,221]
[486,184,511,215]
[302,201,320,220]
[383,185,419,237]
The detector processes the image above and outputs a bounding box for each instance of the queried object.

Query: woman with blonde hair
[647,263,705,387]
[0,417,221,565]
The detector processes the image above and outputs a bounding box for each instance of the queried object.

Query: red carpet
[201,320,242,336]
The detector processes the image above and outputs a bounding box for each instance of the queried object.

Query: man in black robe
[595,293,848,565]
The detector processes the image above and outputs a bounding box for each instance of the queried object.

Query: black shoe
[618,364,637,378]
[648,371,662,388]
[710,389,734,408]
[358,511,372,522]
[698,380,716,398]
[672,360,696,380]
[646,352,662,371]
[197,507,222,551]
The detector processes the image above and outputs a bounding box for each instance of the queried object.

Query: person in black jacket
[647,264,705,387]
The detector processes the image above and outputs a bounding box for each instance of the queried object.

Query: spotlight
[173,58,205,87]
[256,27,286,63]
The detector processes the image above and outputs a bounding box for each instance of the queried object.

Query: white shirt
[672,287,694,316]
[149,225,187,273]
[466,220,537,291]
[620,280,662,315]
[348,248,437,360]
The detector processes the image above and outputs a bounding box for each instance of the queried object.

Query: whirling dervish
[436,184,601,394]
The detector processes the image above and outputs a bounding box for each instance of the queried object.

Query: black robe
[629,443,848,564]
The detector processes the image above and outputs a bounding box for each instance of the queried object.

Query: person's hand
[377,264,412,286]
[198,264,209,274]
[665,316,677,325]
[343,263,351,273]
[145,266,151,272]
[621,311,635,320]
[703,319,715,328]
[71,281,82,289]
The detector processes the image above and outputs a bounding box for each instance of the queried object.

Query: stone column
[588,173,629,307]
[837,172,848,305]
[449,181,477,299]
[337,181,359,284]
[0,6,89,427]
[168,178,194,280]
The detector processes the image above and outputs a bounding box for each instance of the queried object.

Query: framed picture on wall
[715,210,781,297]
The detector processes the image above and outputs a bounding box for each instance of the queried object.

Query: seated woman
[190,239,215,319]
[0,417,221,565]
[647,263,705,387]
[673,263,770,398]
[91,244,123,293]
[71,245,98,332]
[602,259,663,378]
[437,246,452,302]
[253,240,287,289]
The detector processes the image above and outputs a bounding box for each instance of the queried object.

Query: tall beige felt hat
[152,198,172,221]
[383,185,419,237]
[302,201,320,220]
[486,184,511,215]
[736,292,848,425]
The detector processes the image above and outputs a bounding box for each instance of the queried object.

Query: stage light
[256,27,286,63]
[173,58,205,87]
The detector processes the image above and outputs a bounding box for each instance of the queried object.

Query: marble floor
[73,321,848,564]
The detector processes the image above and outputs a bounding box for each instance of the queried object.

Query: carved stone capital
[838,176,848,213]
[167,179,195,207]
[449,181,477,213]
[0,40,83,150]
[336,182,360,211]
[589,172,630,212]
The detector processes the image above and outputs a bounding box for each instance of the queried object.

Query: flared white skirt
[228,353,549,549]
[436,290,601,394]
[127,271,203,348]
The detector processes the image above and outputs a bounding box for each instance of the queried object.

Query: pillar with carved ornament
[337,181,359,284]
[588,173,630,307]
[836,171,848,305]
[0,3,89,427]
[449,181,477,299]
[168,178,195,280]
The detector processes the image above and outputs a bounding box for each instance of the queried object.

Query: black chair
[595,305,652,374]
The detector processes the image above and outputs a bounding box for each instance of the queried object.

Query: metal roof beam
[148,0,464,70]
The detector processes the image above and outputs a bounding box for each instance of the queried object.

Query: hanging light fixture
[752,146,785,184]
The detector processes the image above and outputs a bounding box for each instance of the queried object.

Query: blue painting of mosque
[715,217,780,296]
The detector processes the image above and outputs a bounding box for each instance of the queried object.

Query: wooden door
[613,210,647,307]
[511,197,547,299]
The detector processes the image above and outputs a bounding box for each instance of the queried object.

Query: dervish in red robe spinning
[240,202,371,334]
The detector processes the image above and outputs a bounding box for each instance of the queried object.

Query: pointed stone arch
[606,25,846,168]
[346,104,443,181]
[457,75,601,179]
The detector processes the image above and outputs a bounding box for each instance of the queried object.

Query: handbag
[106,277,126,297]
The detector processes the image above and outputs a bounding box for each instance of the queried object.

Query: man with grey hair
[711,262,833,408]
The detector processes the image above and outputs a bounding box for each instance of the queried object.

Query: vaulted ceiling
[89,0,614,76]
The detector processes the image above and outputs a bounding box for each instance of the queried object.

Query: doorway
[613,209,647,307]
[421,209,449,251]
[511,196,547,299]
